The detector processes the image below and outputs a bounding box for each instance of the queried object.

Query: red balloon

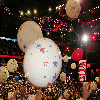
[71,48,83,61]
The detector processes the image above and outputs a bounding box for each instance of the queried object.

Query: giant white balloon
[17,21,43,53]
[7,59,18,72]
[23,38,62,87]
[0,66,9,83]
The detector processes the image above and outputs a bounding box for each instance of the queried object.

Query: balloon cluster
[17,21,84,88]
[17,21,62,88]
[0,0,82,86]
[0,20,84,87]
[0,59,18,83]
[63,48,83,70]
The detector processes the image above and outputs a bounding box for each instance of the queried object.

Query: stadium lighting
[82,35,88,41]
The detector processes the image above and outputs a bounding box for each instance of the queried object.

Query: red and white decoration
[79,60,86,82]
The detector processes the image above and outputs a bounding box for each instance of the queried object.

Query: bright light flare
[56,7,58,9]
[20,11,23,15]
[49,7,52,11]
[27,10,31,15]
[82,35,88,41]
[34,9,37,14]
[47,32,49,35]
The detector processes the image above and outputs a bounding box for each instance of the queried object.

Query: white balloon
[23,38,62,87]
[60,72,66,81]
[71,63,76,69]
[8,92,14,100]
[17,21,43,53]
[7,59,18,72]
[27,95,36,100]
[66,0,81,19]
[63,55,68,62]
[0,66,9,83]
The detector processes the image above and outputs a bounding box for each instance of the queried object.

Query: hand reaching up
[35,88,42,100]
[16,87,19,95]
[20,85,25,96]
[82,82,92,100]
[13,86,19,99]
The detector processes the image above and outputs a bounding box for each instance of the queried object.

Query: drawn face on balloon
[7,59,18,72]
[60,72,66,81]
[64,89,70,99]
[0,66,9,83]
[63,55,68,62]
[71,63,76,69]
[66,0,81,18]
[17,21,43,53]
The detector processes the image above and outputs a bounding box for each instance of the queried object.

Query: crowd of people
[0,39,100,100]
[0,76,100,100]
[0,39,24,56]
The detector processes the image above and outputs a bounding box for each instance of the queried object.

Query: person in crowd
[82,82,92,100]
[10,81,92,100]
